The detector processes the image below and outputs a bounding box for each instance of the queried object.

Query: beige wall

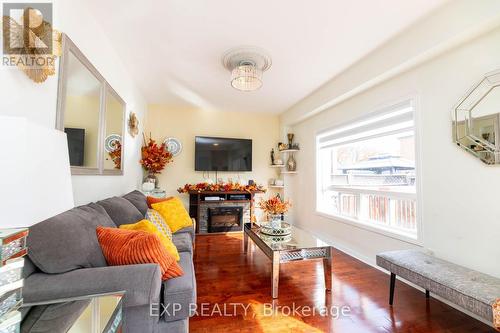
[145,106,281,211]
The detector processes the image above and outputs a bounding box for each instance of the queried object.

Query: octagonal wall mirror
[56,34,125,175]
[452,69,500,165]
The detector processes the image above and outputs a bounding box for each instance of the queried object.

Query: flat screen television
[195,136,252,172]
[65,128,85,166]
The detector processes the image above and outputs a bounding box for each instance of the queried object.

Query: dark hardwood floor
[190,234,495,333]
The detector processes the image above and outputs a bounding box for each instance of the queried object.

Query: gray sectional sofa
[20,190,196,333]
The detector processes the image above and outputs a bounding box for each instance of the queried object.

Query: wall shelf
[270,140,299,192]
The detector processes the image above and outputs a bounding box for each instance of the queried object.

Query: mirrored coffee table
[243,222,333,298]
[21,291,124,333]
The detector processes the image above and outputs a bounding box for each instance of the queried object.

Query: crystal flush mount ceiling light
[222,46,272,92]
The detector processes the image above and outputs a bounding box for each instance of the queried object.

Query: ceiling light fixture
[222,46,271,92]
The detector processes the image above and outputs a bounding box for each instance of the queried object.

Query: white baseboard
[298,225,494,329]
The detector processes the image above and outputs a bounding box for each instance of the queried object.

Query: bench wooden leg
[389,273,396,306]
[425,289,430,298]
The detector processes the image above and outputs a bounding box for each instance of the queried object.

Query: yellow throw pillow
[151,197,193,233]
[119,219,180,261]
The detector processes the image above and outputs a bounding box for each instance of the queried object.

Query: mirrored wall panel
[57,34,126,175]
[63,50,101,170]
[103,88,125,172]
[453,69,500,164]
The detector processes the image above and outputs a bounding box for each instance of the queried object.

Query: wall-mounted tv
[195,136,252,172]
[64,128,85,167]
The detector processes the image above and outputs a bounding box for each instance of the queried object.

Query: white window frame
[315,97,423,245]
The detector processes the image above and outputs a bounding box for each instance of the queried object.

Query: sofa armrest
[174,220,196,243]
[24,264,161,308]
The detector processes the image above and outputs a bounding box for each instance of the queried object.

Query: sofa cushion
[147,196,173,209]
[123,190,148,216]
[97,197,144,227]
[28,203,115,274]
[151,198,192,233]
[146,208,172,239]
[119,220,180,261]
[96,227,183,280]
[22,256,38,279]
[172,233,192,254]
[162,252,196,322]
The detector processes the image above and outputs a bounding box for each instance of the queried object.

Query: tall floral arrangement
[258,195,291,215]
[140,134,173,174]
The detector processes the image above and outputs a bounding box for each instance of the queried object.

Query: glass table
[21,291,124,333]
[243,222,333,298]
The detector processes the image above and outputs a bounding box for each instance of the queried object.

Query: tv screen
[65,128,85,166]
[195,136,252,172]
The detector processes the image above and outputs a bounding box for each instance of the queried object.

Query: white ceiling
[84,0,447,114]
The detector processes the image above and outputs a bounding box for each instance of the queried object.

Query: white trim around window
[315,97,424,245]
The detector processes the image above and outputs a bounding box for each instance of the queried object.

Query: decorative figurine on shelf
[287,153,297,172]
[287,133,294,148]
[270,148,275,165]
[278,142,287,151]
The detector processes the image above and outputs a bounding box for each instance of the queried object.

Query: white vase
[268,214,282,229]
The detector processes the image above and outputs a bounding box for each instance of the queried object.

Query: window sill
[315,210,422,246]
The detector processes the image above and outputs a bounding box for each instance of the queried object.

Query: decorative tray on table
[260,222,292,236]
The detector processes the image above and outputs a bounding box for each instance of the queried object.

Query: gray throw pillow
[122,190,148,216]
[97,196,144,227]
[28,203,115,274]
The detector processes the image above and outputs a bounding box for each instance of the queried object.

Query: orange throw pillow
[147,196,173,209]
[96,226,183,280]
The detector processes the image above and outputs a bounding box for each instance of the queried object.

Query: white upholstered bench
[376,250,500,329]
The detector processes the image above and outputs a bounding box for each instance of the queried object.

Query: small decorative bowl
[260,222,292,236]
[260,233,292,243]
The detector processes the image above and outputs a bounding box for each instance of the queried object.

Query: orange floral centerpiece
[258,195,291,228]
[140,134,173,187]
[258,195,291,215]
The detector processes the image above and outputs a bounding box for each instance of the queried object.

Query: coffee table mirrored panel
[243,222,333,298]
[21,291,124,333]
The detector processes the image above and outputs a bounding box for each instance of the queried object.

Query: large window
[316,101,418,239]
